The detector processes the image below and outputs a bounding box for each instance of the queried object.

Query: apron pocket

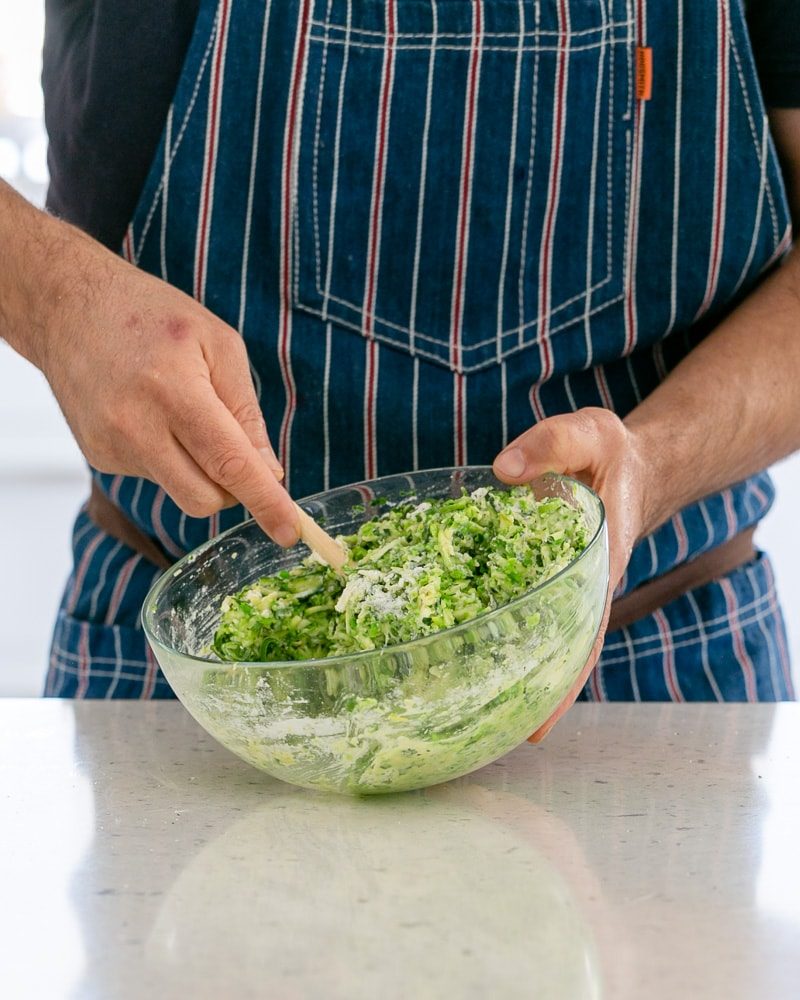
[47,610,173,699]
[292,0,633,373]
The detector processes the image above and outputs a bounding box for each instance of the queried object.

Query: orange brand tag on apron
[636,46,653,101]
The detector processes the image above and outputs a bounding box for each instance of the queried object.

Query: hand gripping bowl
[143,468,608,795]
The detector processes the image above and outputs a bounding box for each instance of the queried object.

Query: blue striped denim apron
[47,0,795,701]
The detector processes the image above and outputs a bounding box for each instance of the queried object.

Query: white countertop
[2,702,799,999]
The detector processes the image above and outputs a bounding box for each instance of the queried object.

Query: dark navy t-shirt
[42,0,800,252]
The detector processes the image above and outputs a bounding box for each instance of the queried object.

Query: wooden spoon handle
[294,503,348,574]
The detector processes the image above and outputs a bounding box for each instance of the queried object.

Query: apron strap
[608,527,756,633]
[88,481,172,571]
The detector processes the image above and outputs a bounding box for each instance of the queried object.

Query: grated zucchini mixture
[211,486,589,663]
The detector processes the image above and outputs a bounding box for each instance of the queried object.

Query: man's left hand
[493,407,648,741]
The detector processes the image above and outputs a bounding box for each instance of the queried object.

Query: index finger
[171,380,299,547]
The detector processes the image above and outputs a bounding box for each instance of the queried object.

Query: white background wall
[1,2,799,696]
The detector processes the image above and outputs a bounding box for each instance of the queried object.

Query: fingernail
[272,522,299,548]
[494,447,526,478]
[259,446,284,481]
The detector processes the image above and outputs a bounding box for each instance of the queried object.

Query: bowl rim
[141,466,607,672]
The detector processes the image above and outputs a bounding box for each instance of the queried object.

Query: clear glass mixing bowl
[142,468,608,795]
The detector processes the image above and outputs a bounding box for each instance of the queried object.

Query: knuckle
[210,323,248,365]
[178,491,222,519]
[207,448,250,488]
[229,398,264,432]
[247,484,292,524]
[581,406,625,441]
[532,419,561,457]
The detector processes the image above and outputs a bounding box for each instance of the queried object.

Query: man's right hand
[0,179,299,547]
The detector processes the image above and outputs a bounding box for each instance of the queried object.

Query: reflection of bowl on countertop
[143,468,608,795]
[145,789,602,998]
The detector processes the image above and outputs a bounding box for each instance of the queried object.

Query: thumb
[493,408,622,484]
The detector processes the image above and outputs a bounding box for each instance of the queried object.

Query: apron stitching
[278,0,314,482]
[604,3,616,312]
[408,0,439,358]
[532,0,572,420]
[582,0,609,369]
[449,0,483,465]
[665,0,684,336]
[133,17,220,264]
[495,0,526,362]
[239,0,275,334]
[623,0,633,121]
[311,0,336,301]
[193,0,233,304]
[731,114,772,300]
[311,269,616,345]
[622,0,644,355]
[302,17,626,358]
[320,0,353,320]
[310,18,632,43]
[308,35,631,54]
[727,18,779,249]
[159,107,173,283]
[295,289,627,373]
[517,0,541,348]
[361,0,398,479]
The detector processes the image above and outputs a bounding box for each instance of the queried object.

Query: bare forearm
[0,177,296,544]
[0,177,107,370]
[626,248,800,538]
